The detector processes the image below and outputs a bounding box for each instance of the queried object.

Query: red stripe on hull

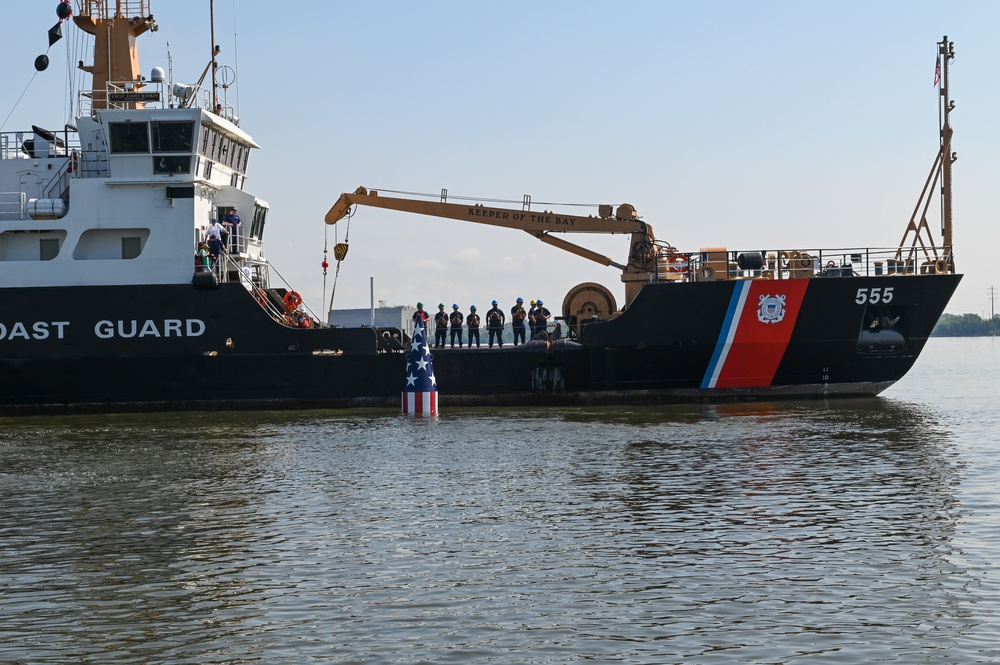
[715,280,810,388]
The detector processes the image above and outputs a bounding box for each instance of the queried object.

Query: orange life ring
[283,290,302,310]
[668,252,690,274]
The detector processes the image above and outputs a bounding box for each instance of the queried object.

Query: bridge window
[250,204,267,240]
[152,121,194,152]
[153,156,192,174]
[109,122,149,153]
[197,125,251,175]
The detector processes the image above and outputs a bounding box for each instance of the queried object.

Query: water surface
[1,337,998,663]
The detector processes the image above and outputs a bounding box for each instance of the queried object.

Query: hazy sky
[3,1,998,317]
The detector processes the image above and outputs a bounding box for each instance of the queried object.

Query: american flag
[402,318,438,415]
[933,55,941,87]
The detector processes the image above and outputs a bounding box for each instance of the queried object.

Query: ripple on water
[1,338,999,663]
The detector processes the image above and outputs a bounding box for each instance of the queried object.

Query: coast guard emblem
[757,294,787,324]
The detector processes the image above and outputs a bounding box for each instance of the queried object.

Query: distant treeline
[932,313,1000,336]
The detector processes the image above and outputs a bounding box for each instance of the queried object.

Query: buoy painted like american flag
[402,318,438,415]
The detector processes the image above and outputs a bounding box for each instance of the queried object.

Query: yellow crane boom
[325,187,663,304]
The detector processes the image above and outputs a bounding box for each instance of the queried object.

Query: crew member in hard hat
[533,299,551,340]
[449,304,464,348]
[466,305,481,348]
[412,302,429,325]
[527,300,538,339]
[433,303,449,349]
[486,300,505,348]
[510,297,527,345]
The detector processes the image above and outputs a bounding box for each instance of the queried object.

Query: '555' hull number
[855,287,894,304]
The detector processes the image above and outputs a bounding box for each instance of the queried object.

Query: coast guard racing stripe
[701,280,809,388]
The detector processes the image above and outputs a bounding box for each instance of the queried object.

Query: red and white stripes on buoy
[401,318,438,416]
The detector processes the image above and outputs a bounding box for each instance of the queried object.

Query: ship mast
[210,0,218,112]
[73,1,157,111]
[895,37,957,273]
[938,36,956,268]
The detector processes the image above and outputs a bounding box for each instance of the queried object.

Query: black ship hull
[0,272,961,413]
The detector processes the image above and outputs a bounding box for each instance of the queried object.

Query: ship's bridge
[95,105,258,187]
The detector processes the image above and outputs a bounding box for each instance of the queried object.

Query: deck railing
[0,128,77,161]
[76,1,151,21]
[660,246,954,283]
[80,81,235,119]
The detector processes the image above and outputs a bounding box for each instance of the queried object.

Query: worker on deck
[206,218,224,270]
[433,303,449,349]
[449,304,464,348]
[197,243,210,272]
[467,305,481,349]
[412,302,429,325]
[224,207,241,252]
[533,299,551,339]
[486,300,505,348]
[511,297,527,345]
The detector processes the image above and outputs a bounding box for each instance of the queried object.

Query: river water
[1,337,998,664]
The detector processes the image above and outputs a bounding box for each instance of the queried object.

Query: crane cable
[326,207,352,317]
[321,228,329,309]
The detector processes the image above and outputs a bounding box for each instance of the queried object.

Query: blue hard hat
[516,297,523,303]
[470,305,477,310]
[452,304,459,308]
[536,299,543,305]
[491,300,498,305]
